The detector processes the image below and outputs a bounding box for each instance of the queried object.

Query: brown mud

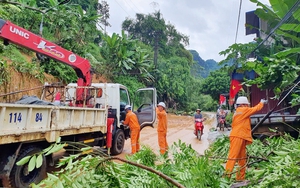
[118,112,229,158]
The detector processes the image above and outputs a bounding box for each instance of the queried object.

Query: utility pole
[153,31,160,87]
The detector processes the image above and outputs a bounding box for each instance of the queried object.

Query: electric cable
[124,0,137,14]
[127,0,142,13]
[113,0,131,17]
[251,0,300,54]
[234,0,243,44]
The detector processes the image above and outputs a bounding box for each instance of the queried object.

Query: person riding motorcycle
[217,108,229,130]
[194,109,204,134]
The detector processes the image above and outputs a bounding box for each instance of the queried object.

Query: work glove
[260,99,268,104]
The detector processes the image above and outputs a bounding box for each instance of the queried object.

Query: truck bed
[251,114,300,137]
[0,103,107,144]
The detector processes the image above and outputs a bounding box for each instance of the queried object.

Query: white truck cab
[65,83,157,129]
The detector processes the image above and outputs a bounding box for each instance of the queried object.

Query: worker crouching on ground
[225,96,267,181]
[122,105,140,154]
[156,102,168,155]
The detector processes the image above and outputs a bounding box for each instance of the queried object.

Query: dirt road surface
[118,112,230,157]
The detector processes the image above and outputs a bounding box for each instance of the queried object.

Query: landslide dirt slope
[0,53,107,103]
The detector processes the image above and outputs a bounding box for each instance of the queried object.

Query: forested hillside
[190,50,219,78]
[0,0,223,112]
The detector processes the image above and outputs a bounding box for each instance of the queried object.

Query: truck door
[133,88,157,129]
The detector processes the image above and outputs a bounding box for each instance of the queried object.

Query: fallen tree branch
[230,179,263,188]
[96,156,185,188]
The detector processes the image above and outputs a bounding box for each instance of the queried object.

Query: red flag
[219,95,226,105]
[229,79,242,105]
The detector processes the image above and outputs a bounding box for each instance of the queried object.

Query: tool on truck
[0,19,157,188]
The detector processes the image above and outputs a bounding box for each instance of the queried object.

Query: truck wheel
[111,129,125,155]
[9,146,47,188]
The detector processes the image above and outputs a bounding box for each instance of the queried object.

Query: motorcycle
[194,118,206,140]
[218,115,226,131]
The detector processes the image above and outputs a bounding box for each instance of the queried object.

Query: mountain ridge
[189,50,220,78]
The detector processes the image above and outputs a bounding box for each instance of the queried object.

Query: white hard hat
[124,105,131,110]
[158,102,166,108]
[236,96,250,105]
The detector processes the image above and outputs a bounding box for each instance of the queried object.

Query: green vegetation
[206,134,300,187]
[2,0,300,111]
[220,0,300,102]
[0,44,45,82]
[0,0,219,111]
[4,0,300,187]
[15,134,299,188]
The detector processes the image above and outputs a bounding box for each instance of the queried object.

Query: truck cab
[65,83,157,130]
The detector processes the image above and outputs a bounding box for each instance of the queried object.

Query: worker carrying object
[122,105,140,154]
[225,96,267,181]
[156,102,168,155]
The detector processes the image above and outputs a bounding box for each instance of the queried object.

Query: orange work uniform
[123,110,140,154]
[225,102,264,181]
[156,108,168,154]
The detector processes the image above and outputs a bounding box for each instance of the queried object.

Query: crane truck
[0,19,157,188]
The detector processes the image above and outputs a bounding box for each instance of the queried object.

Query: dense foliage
[121,11,211,111]
[4,0,300,111]
[24,140,227,188]
[200,70,231,101]
[220,0,300,102]
[16,134,299,188]
[0,0,219,111]
[206,134,300,187]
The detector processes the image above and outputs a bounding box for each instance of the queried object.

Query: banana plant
[100,31,154,84]
[220,0,300,99]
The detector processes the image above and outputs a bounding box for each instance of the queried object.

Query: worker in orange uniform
[156,102,168,155]
[225,96,267,181]
[123,105,140,154]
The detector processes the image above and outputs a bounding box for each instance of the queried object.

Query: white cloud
[104,0,270,62]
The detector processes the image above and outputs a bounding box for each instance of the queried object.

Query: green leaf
[276,30,300,43]
[280,23,300,32]
[36,154,43,168]
[45,143,65,156]
[28,155,37,172]
[80,147,92,152]
[56,137,61,143]
[269,0,289,18]
[56,180,64,188]
[47,173,59,180]
[42,145,54,154]
[16,155,31,166]
[48,0,57,7]
[275,47,300,58]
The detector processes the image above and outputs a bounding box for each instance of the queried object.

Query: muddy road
[118,112,230,157]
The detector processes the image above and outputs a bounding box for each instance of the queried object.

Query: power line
[234,0,242,44]
[127,0,142,13]
[123,0,137,14]
[251,0,300,54]
[113,0,130,16]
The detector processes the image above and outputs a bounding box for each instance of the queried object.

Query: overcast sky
[104,0,270,62]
